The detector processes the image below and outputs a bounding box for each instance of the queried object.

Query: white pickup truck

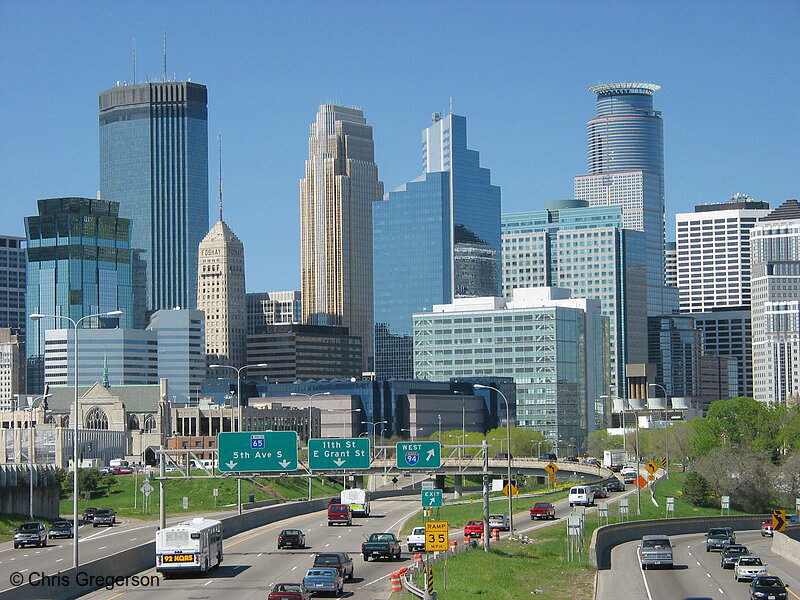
[406,526,426,552]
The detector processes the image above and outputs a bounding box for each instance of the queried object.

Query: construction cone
[450,540,457,552]
[463,535,470,547]
[391,571,402,592]
[414,553,422,567]
[492,528,500,542]
[479,532,484,546]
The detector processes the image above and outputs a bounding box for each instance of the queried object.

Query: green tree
[64,468,103,499]
[585,430,623,458]
[690,397,782,459]
[682,471,713,507]
[777,405,800,453]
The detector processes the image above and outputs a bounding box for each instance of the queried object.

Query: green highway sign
[396,441,441,469]
[308,438,371,470]
[421,489,443,507]
[218,431,298,472]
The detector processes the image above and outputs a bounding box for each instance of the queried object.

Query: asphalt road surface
[597,530,800,600]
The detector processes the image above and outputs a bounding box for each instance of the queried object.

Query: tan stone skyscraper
[300,105,383,371]
[197,198,246,377]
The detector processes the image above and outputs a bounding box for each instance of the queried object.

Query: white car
[488,514,510,531]
[734,555,767,582]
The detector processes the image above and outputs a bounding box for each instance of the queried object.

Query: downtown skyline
[2,1,798,293]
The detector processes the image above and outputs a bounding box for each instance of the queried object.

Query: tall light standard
[23,394,52,520]
[474,384,514,533]
[649,383,670,479]
[600,394,627,455]
[400,427,417,441]
[362,420,388,455]
[327,408,361,437]
[210,363,268,514]
[453,391,466,448]
[290,391,330,500]
[30,309,123,570]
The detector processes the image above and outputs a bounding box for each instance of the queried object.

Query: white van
[568,485,595,507]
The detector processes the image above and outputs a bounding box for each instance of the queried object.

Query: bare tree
[694,447,775,513]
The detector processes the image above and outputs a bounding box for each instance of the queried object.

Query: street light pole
[30,310,123,570]
[649,383,670,479]
[474,384,514,533]
[210,363,268,514]
[290,391,330,500]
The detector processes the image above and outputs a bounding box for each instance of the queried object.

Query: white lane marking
[55,558,63,562]
[204,581,212,586]
[129,538,137,541]
[706,573,711,578]
[291,565,297,571]
[9,558,15,561]
[18,569,28,573]
[337,535,342,539]
[360,572,394,588]
[696,561,701,566]
[98,546,107,550]
[324,543,330,547]
[718,588,724,594]
[638,557,655,600]
[257,553,263,557]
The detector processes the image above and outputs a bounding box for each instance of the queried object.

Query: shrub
[682,471,713,507]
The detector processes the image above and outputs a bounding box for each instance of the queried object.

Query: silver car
[92,508,116,527]
[303,568,344,596]
[488,514,510,531]
[734,555,767,582]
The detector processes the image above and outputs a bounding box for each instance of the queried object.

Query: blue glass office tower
[574,83,670,316]
[25,198,134,393]
[99,82,209,322]
[374,113,501,379]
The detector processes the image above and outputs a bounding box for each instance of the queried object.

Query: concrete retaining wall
[589,514,769,570]
[1,486,417,600]
[772,530,800,566]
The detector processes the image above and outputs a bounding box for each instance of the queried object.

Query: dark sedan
[278,529,306,549]
[605,479,625,492]
[268,583,311,600]
[749,575,788,600]
[720,544,749,569]
[48,520,74,539]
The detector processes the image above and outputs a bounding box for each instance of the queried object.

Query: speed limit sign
[425,520,449,552]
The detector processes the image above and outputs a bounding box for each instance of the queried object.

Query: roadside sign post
[567,515,583,561]
[544,462,559,489]
[598,502,608,526]
[421,489,444,508]
[796,497,800,515]
[618,498,629,522]
[666,497,675,518]
[213,488,219,508]
[308,438,370,470]
[396,441,442,469]
[721,495,730,516]
[182,496,188,510]
[218,431,299,472]
[425,520,449,552]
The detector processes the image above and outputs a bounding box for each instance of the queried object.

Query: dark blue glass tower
[374,113,501,379]
[99,82,208,322]
[24,198,134,393]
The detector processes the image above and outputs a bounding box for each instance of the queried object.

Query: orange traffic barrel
[413,552,422,566]
[492,528,500,541]
[390,571,402,592]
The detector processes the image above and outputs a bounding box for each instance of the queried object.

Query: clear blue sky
[2,1,798,293]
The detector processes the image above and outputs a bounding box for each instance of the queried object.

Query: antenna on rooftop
[218,133,223,222]
[162,32,167,82]
[449,96,454,114]
[132,37,136,84]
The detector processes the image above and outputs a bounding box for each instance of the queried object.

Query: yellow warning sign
[502,483,520,496]
[425,520,449,551]
[548,474,556,483]
[773,510,787,532]
[645,461,658,475]
[544,462,559,475]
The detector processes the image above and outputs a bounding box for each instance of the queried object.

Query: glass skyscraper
[574,82,670,316]
[300,105,382,372]
[99,81,209,321]
[502,201,647,398]
[374,113,501,379]
[0,235,26,333]
[25,198,134,393]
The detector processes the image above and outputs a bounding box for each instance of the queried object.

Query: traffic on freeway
[596,529,800,600]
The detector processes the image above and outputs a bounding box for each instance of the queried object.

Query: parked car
[406,526,426,552]
[277,529,306,549]
[361,532,401,561]
[488,514,510,531]
[734,556,767,582]
[463,520,484,538]
[748,575,788,600]
[720,544,749,569]
[761,521,774,537]
[302,568,343,597]
[92,508,116,527]
[529,502,556,520]
[638,534,674,569]
[312,552,354,581]
[605,479,625,492]
[326,504,352,526]
[14,522,47,548]
[48,520,74,539]
[267,582,311,600]
[82,506,98,521]
[114,467,134,475]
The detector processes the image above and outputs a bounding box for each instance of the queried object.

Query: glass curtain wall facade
[100,82,209,321]
[374,114,501,379]
[575,83,668,317]
[502,202,647,398]
[0,236,26,333]
[147,309,205,404]
[300,105,382,371]
[25,198,134,393]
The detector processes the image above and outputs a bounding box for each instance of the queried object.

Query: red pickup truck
[529,502,556,520]
[463,520,484,538]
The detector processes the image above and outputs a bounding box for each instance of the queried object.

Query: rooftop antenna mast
[218,133,223,222]
[132,37,136,84]
[162,32,167,82]
[449,96,454,114]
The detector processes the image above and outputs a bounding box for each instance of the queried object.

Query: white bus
[340,488,370,517]
[155,518,223,576]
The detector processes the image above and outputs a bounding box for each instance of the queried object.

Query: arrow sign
[308,438,371,470]
[421,489,443,508]
[218,431,299,472]
[773,510,787,532]
[397,442,441,469]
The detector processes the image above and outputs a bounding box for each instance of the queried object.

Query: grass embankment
[58,473,343,520]
[393,472,753,600]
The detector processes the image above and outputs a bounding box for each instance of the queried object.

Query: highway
[596,530,800,600]
[70,496,425,600]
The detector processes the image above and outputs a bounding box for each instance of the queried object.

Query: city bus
[155,517,223,576]
[340,488,371,517]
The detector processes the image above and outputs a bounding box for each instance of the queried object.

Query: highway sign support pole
[158,446,166,530]
[482,439,490,552]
